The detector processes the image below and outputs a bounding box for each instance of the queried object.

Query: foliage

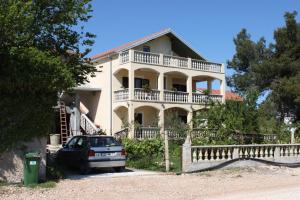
[227,11,300,121]
[193,91,260,144]
[0,0,96,152]
[122,138,164,160]
[165,111,189,138]
[122,138,181,172]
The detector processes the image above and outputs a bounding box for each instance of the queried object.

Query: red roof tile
[197,88,243,101]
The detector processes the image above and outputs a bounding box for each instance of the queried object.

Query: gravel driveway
[1,166,300,200]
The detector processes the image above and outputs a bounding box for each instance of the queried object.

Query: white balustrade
[118,50,223,73]
[133,50,160,65]
[80,114,99,135]
[114,89,129,101]
[134,127,160,139]
[191,59,222,73]
[164,90,188,102]
[134,89,160,101]
[163,55,188,68]
[192,93,222,104]
[119,51,129,64]
[190,144,300,163]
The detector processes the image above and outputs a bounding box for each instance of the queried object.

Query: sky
[82,0,300,92]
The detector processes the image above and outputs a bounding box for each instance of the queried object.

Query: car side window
[75,137,85,149]
[67,137,78,148]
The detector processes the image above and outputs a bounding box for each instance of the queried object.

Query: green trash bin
[23,152,41,186]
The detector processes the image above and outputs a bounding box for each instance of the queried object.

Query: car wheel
[114,166,125,172]
[79,163,90,175]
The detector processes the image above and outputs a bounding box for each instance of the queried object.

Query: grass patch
[0,180,9,187]
[27,181,56,189]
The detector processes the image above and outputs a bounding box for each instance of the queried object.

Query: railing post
[129,49,134,62]
[232,147,239,159]
[159,53,164,65]
[187,58,192,69]
[182,135,192,173]
[187,76,192,103]
[274,146,280,160]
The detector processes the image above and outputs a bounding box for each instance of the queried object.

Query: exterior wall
[0,137,47,183]
[82,35,226,135]
[134,35,175,55]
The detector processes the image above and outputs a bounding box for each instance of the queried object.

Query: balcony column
[128,49,134,62]
[187,58,192,69]
[158,72,164,101]
[187,76,192,103]
[159,53,164,65]
[128,103,135,138]
[159,108,165,136]
[220,79,226,103]
[129,68,134,100]
[187,111,193,130]
[207,80,212,94]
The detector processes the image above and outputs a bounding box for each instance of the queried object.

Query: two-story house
[69,28,226,140]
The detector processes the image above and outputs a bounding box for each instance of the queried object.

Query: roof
[91,28,206,61]
[197,88,243,101]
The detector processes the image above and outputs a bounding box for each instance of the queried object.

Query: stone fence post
[274,146,280,161]
[232,147,239,159]
[182,135,192,173]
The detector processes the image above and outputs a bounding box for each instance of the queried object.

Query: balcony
[114,89,222,104]
[119,50,224,73]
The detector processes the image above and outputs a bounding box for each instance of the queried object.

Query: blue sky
[83,0,300,92]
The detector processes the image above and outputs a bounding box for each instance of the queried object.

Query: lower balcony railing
[114,89,223,104]
[134,127,160,139]
[192,93,222,104]
[134,88,160,101]
[163,90,189,102]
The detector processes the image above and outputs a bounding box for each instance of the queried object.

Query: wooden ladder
[59,101,68,144]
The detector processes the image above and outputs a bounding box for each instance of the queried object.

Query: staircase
[80,113,101,135]
[59,101,68,144]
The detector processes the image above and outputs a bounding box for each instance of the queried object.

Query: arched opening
[134,68,160,90]
[113,68,129,91]
[164,107,189,128]
[113,106,128,133]
[134,105,160,127]
[164,71,188,92]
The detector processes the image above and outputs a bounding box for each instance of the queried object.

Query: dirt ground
[1,166,300,200]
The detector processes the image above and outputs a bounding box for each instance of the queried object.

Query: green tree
[0,0,96,152]
[228,11,300,121]
[193,91,259,144]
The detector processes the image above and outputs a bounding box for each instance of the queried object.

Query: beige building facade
[75,29,226,138]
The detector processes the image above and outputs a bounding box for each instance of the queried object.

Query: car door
[72,136,88,166]
[58,136,78,166]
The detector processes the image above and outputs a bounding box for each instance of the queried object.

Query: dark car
[57,135,126,174]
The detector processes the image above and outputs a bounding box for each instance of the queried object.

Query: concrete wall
[134,35,175,55]
[0,137,47,183]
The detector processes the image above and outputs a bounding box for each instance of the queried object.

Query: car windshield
[89,137,120,147]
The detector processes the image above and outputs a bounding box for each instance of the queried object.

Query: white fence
[182,140,300,172]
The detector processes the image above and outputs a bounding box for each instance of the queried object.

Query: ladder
[59,101,68,144]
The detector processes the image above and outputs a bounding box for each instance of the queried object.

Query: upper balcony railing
[119,50,224,73]
[114,89,222,104]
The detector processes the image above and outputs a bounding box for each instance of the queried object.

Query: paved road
[2,166,300,200]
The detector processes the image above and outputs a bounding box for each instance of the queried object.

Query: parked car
[57,135,126,174]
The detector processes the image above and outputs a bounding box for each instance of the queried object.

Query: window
[164,77,166,89]
[179,115,187,124]
[89,137,120,147]
[122,77,128,88]
[75,137,85,148]
[67,137,78,148]
[135,78,149,88]
[172,84,186,92]
[143,45,150,52]
[134,113,143,125]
